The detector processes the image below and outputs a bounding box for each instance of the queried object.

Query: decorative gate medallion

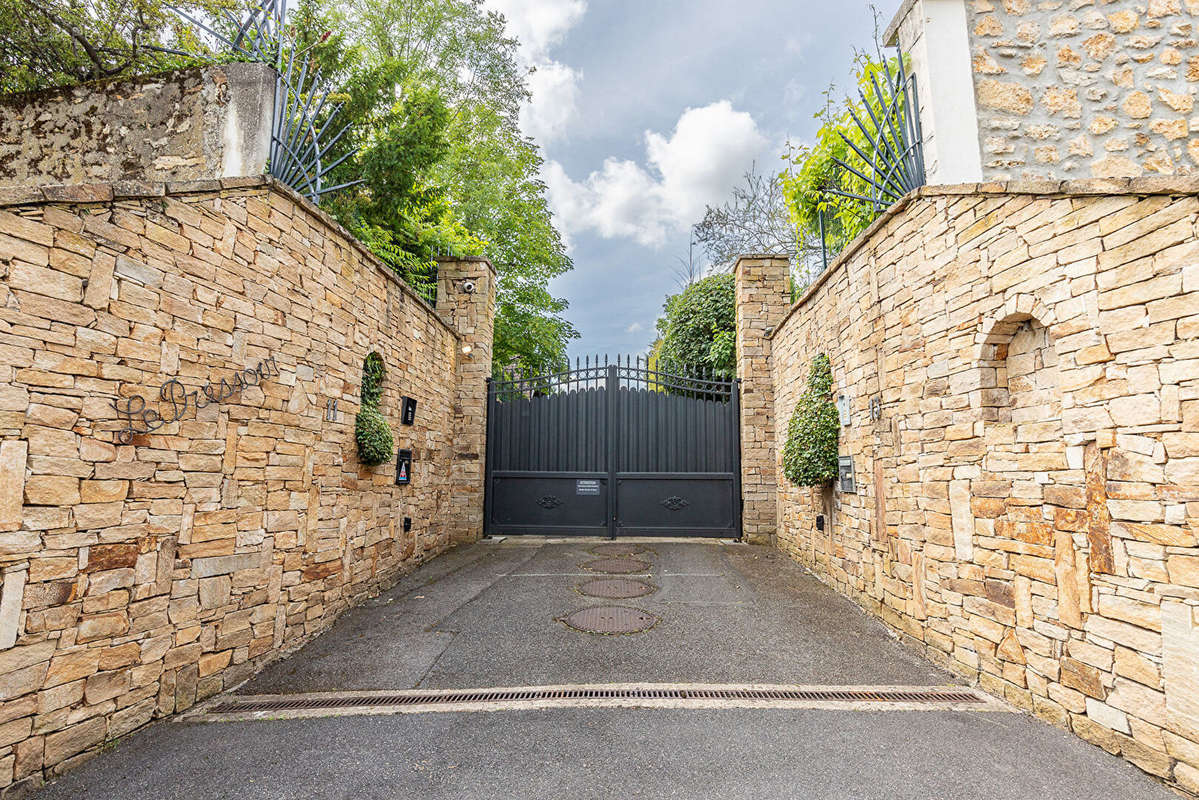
[660,496,689,511]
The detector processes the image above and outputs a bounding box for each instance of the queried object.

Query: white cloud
[486,0,586,143]
[544,101,770,247]
[521,60,581,143]
[487,0,586,61]
[626,321,644,334]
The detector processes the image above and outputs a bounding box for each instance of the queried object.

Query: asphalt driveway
[33,538,1173,800]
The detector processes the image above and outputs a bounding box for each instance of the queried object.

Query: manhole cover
[590,543,649,557]
[577,578,656,599]
[560,606,658,635]
[581,557,651,574]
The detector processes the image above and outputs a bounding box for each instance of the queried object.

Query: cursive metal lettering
[113,356,282,444]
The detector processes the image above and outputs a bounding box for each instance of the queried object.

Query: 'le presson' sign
[112,356,281,444]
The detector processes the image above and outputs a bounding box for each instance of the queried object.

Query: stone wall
[888,0,1198,181]
[0,64,275,190]
[747,177,1199,795]
[0,175,494,793]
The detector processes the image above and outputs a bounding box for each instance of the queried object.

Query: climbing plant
[782,354,839,486]
[356,352,393,466]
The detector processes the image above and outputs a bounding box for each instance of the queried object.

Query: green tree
[331,0,577,373]
[0,0,224,93]
[654,273,736,377]
[781,53,908,269]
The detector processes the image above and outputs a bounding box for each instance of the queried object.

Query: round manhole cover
[577,578,656,599]
[560,605,659,635]
[590,543,649,557]
[581,557,651,574]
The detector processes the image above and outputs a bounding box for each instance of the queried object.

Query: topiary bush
[782,353,840,486]
[356,352,393,466]
[355,407,394,466]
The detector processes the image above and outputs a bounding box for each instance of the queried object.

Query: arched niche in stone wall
[971,294,1087,634]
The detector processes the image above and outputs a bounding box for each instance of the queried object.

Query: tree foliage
[654,273,736,377]
[693,165,813,271]
[781,354,839,486]
[330,0,577,375]
[781,53,905,265]
[0,0,223,93]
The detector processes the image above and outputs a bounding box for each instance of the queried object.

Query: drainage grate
[590,543,649,557]
[205,685,990,716]
[581,557,651,574]
[560,605,659,634]
[577,578,656,599]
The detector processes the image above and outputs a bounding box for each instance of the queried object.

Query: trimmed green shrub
[355,407,394,466]
[356,351,393,466]
[361,352,387,408]
[782,354,839,486]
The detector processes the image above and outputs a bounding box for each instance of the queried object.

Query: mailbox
[395,448,412,485]
[401,396,417,426]
[838,456,856,493]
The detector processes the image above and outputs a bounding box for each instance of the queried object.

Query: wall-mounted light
[461,344,473,355]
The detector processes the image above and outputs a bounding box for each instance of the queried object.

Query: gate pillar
[734,255,791,546]
[436,257,497,544]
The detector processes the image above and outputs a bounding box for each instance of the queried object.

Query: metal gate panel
[615,474,736,536]
[485,357,739,538]
[488,472,608,535]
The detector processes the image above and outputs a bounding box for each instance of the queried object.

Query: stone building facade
[887,0,1199,181]
[737,177,1199,795]
[0,75,495,790]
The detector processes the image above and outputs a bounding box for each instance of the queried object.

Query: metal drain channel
[193,684,1001,721]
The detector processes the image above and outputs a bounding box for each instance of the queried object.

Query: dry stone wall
[0,175,493,793]
[753,177,1199,795]
[966,0,1199,178]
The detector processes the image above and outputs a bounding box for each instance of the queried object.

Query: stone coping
[0,174,489,338]
[767,176,1199,339]
[0,65,211,108]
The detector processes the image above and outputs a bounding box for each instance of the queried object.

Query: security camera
[461,280,476,294]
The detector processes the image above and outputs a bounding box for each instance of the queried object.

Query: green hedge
[782,354,839,486]
[356,352,394,466]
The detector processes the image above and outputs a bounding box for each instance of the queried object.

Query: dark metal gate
[484,356,740,538]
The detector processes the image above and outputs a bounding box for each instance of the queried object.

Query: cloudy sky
[486,0,882,360]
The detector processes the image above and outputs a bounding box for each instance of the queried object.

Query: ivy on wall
[782,353,839,486]
[356,352,394,466]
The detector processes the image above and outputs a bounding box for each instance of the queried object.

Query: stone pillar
[435,257,496,544]
[734,255,791,546]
